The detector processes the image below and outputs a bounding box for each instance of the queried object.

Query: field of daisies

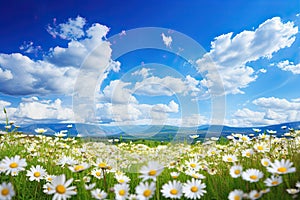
[0,122,300,200]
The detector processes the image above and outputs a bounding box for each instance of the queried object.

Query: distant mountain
[1,121,300,141]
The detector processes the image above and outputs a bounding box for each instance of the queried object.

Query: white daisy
[44,174,77,200]
[135,181,156,200]
[91,188,107,200]
[161,180,183,199]
[264,175,282,187]
[230,165,243,178]
[253,143,270,153]
[248,190,262,200]
[26,165,47,182]
[228,189,244,200]
[68,162,90,172]
[261,158,271,167]
[91,168,103,179]
[267,159,296,174]
[114,183,129,200]
[139,161,164,181]
[170,172,180,179]
[35,128,47,134]
[222,154,238,163]
[85,183,96,190]
[286,188,299,194]
[296,181,300,188]
[185,158,201,171]
[242,169,264,183]
[242,149,254,158]
[182,178,206,199]
[0,182,15,200]
[115,173,130,184]
[0,155,27,176]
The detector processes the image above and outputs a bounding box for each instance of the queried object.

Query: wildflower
[35,128,47,134]
[170,172,180,179]
[222,154,238,163]
[185,158,201,171]
[136,181,156,200]
[114,183,129,200]
[189,135,199,139]
[91,188,107,199]
[253,128,261,133]
[185,169,206,179]
[85,183,96,190]
[261,158,271,167]
[267,159,296,174]
[68,163,90,172]
[267,130,277,134]
[44,174,77,200]
[0,182,15,200]
[161,180,183,199]
[45,175,56,182]
[239,135,250,142]
[56,156,78,167]
[248,190,262,200]
[253,143,270,153]
[286,189,299,194]
[54,131,67,138]
[0,155,27,176]
[91,168,103,179]
[242,169,264,183]
[230,165,243,178]
[182,178,206,199]
[228,189,244,200]
[242,149,254,157]
[115,173,130,184]
[264,175,282,187]
[296,181,300,188]
[26,165,47,182]
[139,161,164,181]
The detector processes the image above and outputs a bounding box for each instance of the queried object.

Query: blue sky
[0,0,300,127]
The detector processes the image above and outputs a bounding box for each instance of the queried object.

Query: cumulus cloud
[277,60,300,74]
[131,68,152,78]
[161,33,172,48]
[196,17,298,95]
[229,97,300,126]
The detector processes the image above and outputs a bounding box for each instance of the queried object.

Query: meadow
[0,123,300,200]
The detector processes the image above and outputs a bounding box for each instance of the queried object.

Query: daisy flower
[44,174,77,200]
[286,188,299,194]
[68,162,90,172]
[182,178,206,199]
[115,173,130,184]
[91,188,107,200]
[253,143,270,153]
[35,128,47,134]
[242,169,264,183]
[230,165,243,178]
[56,156,77,167]
[128,194,138,200]
[228,189,244,200]
[185,169,206,179]
[139,161,164,181]
[296,181,300,188]
[185,158,201,171]
[222,154,238,163]
[114,183,130,200]
[170,172,180,179]
[239,135,251,142]
[0,182,15,200]
[45,175,56,182]
[267,159,296,174]
[135,181,156,200]
[264,175,282,187]
[248,190,262,200]
[26,165,47,182]
[85,183,96,190]
[261,158,271,167]
[161,180,183,199]
[242,149,254,158]
[91,168,103,179]
[0,155,27,176]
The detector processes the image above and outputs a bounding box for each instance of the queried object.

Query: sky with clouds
[0,0,300,127]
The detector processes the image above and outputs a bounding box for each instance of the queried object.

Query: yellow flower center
[95,172,101,177]
[172,176,178,179]
[257,146,263,150]
[1,188,9,196]
[211,151,216,155]
[119,189,126,196]
[191,186,198,193]
[119,179,125,183]
[192,174,199,179]
[190,163,197,168]
[250,175,258,180]
[98,163,107,168]
[34,172,41,177]
[148,170,157,176]
[234,170,240,175]
[9,162,18,168]
[56,185,66,194]
[254,193,260,198]
[234,195,241,200]
[74,165,84,171]
[263,161,269,166]
[143,189,151,197]
[242,137,247,141]
[277,167,287,173]
[170,189,178,195]
[246,152,251,157]
[227,157,233,162]
[272,181,279,185]
[47,177,53,181]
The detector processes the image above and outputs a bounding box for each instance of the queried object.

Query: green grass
[0,130,300,199]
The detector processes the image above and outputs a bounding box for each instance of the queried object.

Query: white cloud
[277,60,300,74]
[47,16,86,40]
[196,17,298,95]
[152,100,178,113]
[161,33,172,48]
[229,97,300,126]
[132,68,152,78]
[0,67,13,81]
[258,68,267,73]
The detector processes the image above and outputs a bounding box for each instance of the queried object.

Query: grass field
[0,126,300,199]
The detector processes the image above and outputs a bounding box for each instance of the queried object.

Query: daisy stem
[102,168,108,192]
[156,179,160,200]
